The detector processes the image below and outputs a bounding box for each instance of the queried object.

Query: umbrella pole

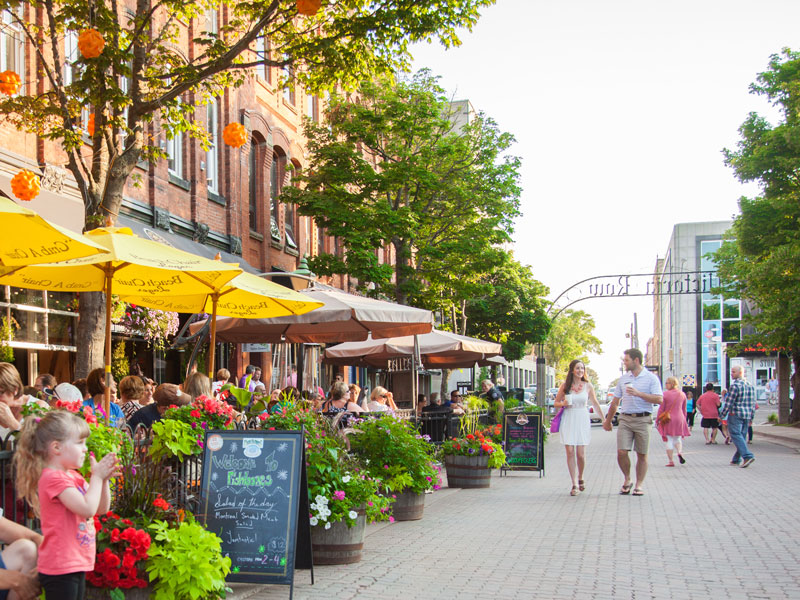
[104,270,113,423]
[208,295,218,378]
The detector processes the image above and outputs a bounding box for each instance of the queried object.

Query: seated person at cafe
[422,392,452,414]
[84,368,126,427]
[366,386,397,412]
[0,508,42,600]
[127,384,189,430]
[447,390,466,415]
[322,382,364,414]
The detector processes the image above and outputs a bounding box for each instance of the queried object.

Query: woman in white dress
[553,360,606,496]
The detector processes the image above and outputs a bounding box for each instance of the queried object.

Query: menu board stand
[500,412,545,477]
[200,429,315,598]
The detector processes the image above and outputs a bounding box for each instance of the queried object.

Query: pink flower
[333,490,346,501]
[389,516,395,523]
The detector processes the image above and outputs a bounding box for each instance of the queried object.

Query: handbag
[656,411,671,426]
[550,407,565,433]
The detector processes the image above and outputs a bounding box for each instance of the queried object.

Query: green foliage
[717,48,800,421]
[149,420,199,462]
[440,427,506,469]
[84,420,133,480]
[110,340,128,386]
[146,519,231,600]
[768,412,778,424]
[259,406,392,526]
[0,316,16,362]
[543,310,602,381]
[349,415,438,494]
[284,71,524,311]
[464,254,551,361]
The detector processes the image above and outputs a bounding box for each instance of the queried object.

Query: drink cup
[565,395,573,406]
[625,385,636,397]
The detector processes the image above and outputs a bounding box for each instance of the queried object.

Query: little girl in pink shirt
[14,410,119,600]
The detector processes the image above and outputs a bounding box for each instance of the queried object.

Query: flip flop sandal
[570,486,579,496]
[632,488,645,496]
[619,483,632,495]
[578,480,585,491]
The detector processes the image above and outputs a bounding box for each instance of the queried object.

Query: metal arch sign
[548,270,718,319]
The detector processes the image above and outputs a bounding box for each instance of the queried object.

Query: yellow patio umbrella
[0,226,243,416]
[0,194,110,265]
[123,269,323,377]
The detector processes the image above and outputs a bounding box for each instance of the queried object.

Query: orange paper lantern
[87,113,95,136]
[10,170,41,202]
[0,71,21,95]
[297,0,322,16]
[78,29,105,59]
[222,122,247,148]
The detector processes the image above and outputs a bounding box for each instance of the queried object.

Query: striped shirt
[719,378,756,420]
[614,368,663,414]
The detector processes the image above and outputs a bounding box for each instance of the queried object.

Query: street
[232,415,800,600]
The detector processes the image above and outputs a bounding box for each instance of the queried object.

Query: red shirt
[38,468,96,575]
[696,391,721,419]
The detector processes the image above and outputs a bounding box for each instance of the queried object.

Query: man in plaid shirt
[719,365,756,468]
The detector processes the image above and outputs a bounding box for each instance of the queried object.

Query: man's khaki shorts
[617,414,652,454]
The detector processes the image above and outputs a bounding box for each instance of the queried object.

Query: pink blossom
[333,490,346,501]
[389,516,395,523]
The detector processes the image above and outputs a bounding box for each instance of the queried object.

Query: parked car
[588,400,618,426]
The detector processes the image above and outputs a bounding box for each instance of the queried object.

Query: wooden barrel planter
[392,490,425,521]
[444,454,492,489]
[311,510,366,565]
[86,585,152,600]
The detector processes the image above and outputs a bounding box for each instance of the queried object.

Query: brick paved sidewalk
[234,425,800,600]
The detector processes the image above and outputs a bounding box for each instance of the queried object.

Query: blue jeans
[728,414,754,462]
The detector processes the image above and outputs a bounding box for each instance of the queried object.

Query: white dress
[559,389,591,446]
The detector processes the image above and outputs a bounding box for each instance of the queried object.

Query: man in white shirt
[603,348,663,496]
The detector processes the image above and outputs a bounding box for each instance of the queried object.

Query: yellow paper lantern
[0,71,21,95]
[222,122,247,148]
[297,0,322,16]
[10,170,41,202]
[78,29,105,59]
[87,113,95,136]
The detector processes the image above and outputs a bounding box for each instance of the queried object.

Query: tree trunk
[75,291,107,378]
[440,368,451,399]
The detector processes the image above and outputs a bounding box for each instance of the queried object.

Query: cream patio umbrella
[0,226,243,416]
[0,194,110,265]
[126,269,323,377]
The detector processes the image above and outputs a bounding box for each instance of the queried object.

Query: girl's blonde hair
[13,410,90,515]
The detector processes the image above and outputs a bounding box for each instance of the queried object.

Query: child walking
[13,410,120,600]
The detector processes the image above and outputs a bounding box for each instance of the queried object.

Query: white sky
[410,0,798,386]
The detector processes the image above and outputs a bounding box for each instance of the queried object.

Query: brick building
[0,5,355,386]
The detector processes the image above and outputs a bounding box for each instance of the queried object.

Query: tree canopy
[0,0,494,375]
[718,48,800,422]
[542,309,602,383]
[282,70,522,307]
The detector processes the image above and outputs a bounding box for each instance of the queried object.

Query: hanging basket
[222,122,247,148]
[78,29,106,59]
[10,170,41,202]
[297,0,322,16]
[0,70,21,95]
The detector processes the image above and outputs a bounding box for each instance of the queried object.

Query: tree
[0,0,494,376]
[542,309,602,382]
[282,71,522,308]
[463,254,550,362]
[718,49,800,422]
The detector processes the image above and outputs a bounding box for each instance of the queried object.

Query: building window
[306,94,319,122]
[0,8,24,75]
[206,99,219,193]
[316,223,324,256]
[284,164,297,249]
[166,129,183,178]
[249,138,263,232]
[206,9,218,34]
[63,30,78,85]
[255,36,271,83]
[270,152,283,240]
[282,64,295,105]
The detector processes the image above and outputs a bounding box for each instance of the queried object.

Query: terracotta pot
[311,512,366,565]
[444,454,492,489]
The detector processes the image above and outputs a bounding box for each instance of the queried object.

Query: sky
[410,0,799,387]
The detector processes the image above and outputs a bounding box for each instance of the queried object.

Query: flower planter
[311,511,366,565]
[86,585,152,600]
[444,454,492,489]
[392,490,425,521]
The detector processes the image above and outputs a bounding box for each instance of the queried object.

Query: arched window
[270,151,285,241]
[248,137,262,232]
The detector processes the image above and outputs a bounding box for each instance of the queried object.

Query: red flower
[110,528,121,543]
[153,497,170,511]
[466,434,474,440]
[190,409,202,418]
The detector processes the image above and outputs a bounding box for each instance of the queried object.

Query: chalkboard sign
[200,429,313,591]
[502,412,545,476]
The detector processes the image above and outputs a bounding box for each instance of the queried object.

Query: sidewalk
[231,425,800,600]
[752,423,800,451]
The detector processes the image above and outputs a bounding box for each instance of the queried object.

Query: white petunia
[348,510,358,519]
[325,522,331,530]
[315,495,327,505]
[310,517,318,526]
[310,502,319,512]
[342,475,351,483]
